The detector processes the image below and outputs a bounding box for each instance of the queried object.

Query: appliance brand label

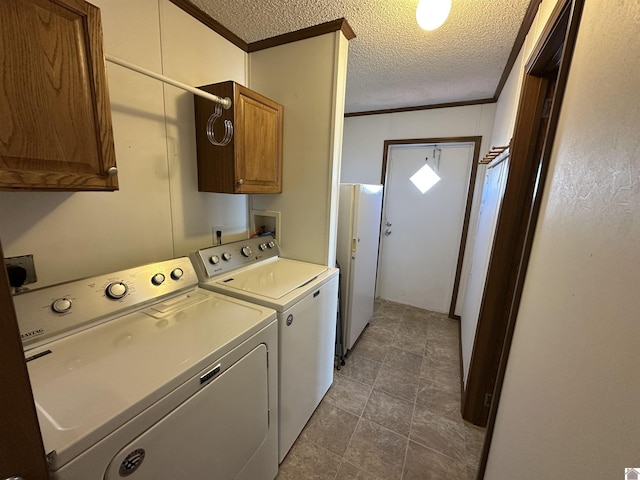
[21,328,44,340]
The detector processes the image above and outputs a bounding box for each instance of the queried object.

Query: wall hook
[206,102,234,147]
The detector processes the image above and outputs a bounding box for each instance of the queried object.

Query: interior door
[0,242,50,479]
[377,144,474,313]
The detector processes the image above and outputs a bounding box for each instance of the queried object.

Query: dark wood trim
[463,72,548,425]
[380,136,481,322]
[526,0,572,75]
[493,0,543,100]
[0,242,49,479]
[166,2,355,54]
[167,0,248,50]
[346,98,495,118]
[469,0,585,478]
[248,18,356,53]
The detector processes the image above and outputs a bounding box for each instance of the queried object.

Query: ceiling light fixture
[416,0,452,31]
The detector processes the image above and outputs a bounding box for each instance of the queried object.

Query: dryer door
[104,343,269,479]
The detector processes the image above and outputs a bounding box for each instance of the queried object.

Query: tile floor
[276,299,486,480]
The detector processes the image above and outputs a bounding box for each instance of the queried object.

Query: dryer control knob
[106,282,128,299]
[268,241,275,249]
[171,268,184,280]
[259,243,267,251]
[241,246,252,257]
[51,297,72,313]
[209,255,220,265]
[151,273,165,286]
[222,252,232,261]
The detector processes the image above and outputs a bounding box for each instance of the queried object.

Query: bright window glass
[410,164,441,193]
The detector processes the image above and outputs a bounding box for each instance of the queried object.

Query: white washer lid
[26,289,275,469]
[214,258,329,300]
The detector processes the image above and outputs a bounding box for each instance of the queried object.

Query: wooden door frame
[0,241,50,479]
[379,136,482,320]
[459,0,586,477]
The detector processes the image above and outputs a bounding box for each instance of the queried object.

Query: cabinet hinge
[484,392,493,407]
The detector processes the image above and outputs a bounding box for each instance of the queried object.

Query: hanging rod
[105,54,232,109]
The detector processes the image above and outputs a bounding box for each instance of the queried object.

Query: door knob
[384,229,392,236]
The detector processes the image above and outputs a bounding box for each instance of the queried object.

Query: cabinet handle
[107,166,118,176]
[3,477,25,480]
[237,178,244,185]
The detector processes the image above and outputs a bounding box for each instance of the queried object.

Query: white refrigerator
[337,183,384,352]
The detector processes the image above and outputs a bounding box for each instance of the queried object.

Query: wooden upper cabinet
[195,81,283,194]
[0,0,118,191]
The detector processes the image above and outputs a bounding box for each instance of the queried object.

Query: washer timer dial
[51,297,73,313]
[241,246,252,257]
[106,281,128,299]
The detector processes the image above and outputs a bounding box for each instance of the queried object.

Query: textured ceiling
[187,0,532,114]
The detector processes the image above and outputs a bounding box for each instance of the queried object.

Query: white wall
[342,104,495,185]
[485,1,640,477]
[341,104,496,314]
[248,32,349,267]
[0,0,247,287]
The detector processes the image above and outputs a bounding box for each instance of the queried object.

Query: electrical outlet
[5,254,37,286]
[212,226,223,245]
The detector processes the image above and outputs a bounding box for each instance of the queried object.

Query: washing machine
[13,256,278,480]
[190,236,339,463]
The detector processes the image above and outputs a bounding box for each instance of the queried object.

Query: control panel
[191,235,280,279]
[14,257,198,349]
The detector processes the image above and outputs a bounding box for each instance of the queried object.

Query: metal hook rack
[105,54,233,147]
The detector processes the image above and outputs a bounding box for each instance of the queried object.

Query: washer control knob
[51,297,72,313]
[241,246,252,257]
[171,268,184,280]
[259,243,267,251]
[209,255,220,265]
[151,273,165,286]
[268,241,275,249]
[222,252,232,261]
[106,282,128,299]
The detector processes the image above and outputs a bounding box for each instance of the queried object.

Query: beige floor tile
[384,347,423,376]
[416,376,462,420]
[410,404,466,461]
[390,332,426,356]
[373,364,419,402]
[360,322,398,345]
[350,335,388,363]
[396,318,430,341]
[276,437,341,480]
[335,461,382,480]
[402,440,467,480]
[373,299,406,319]
[340,353,381,385]
[344,418,407,480]
[301,402,360,457]
[363,388,414,437]
[323,374,372,417]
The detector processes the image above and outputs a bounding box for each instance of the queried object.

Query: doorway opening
[378,136,482,320]
[462,0,586,477]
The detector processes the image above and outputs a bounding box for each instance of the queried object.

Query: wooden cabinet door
[195,81,283,194]
[0,0,118,191]
[0,243,50,479]
[234,86,283,194]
